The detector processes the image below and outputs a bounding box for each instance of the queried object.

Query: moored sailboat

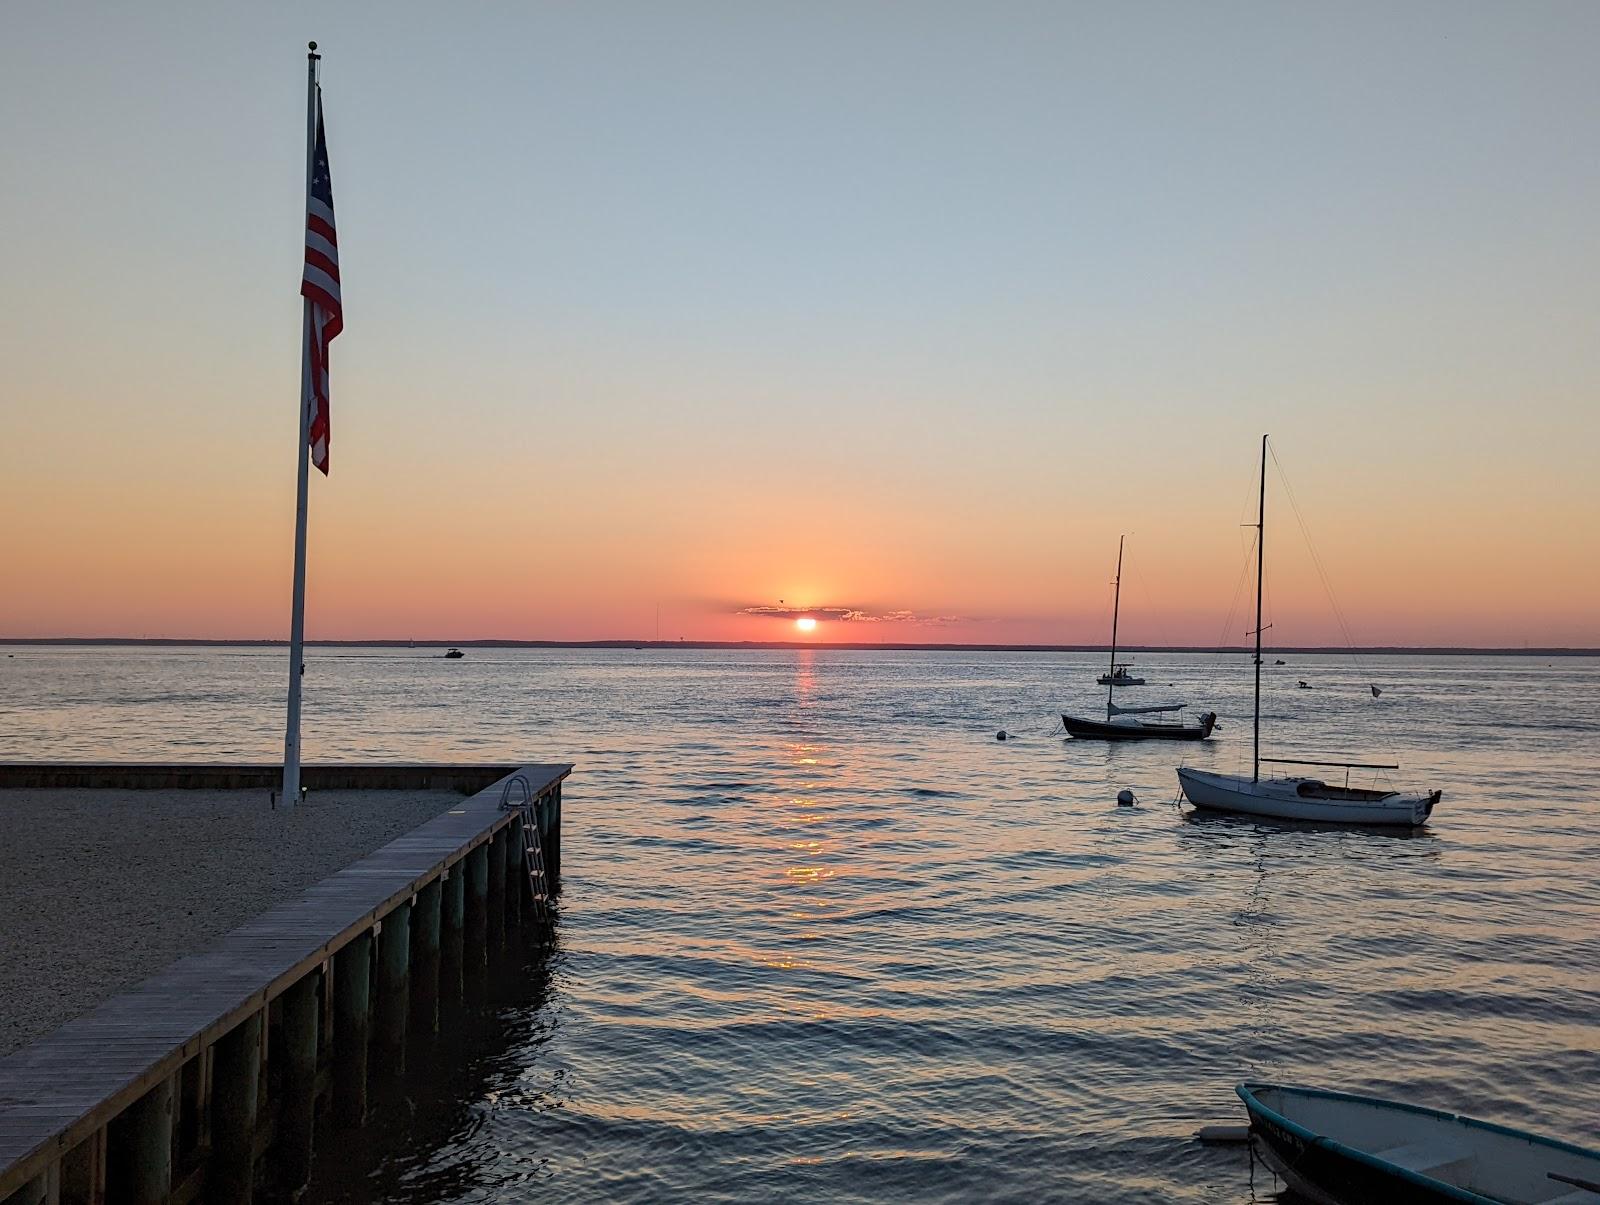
[1064,536,1216,742]
[1176,436,1440,825]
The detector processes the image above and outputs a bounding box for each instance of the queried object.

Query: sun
[795,616,818,633]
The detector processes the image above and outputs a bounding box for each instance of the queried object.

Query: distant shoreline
[1,638,1594,656]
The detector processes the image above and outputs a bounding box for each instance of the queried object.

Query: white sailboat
[1176,436,1441,826]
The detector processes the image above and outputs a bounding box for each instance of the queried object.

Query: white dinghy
[1176,436,1441,827]
[1239,1082,1600,1204]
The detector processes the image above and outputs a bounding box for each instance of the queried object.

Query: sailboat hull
[1178,768,1439,826]
[1064,713,1216,741]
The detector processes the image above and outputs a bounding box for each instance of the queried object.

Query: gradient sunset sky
[2,2,1596,646]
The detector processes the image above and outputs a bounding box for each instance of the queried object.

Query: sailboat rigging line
[1128,554,1175,652]
[1265,444,1402,756]
[1213,528,1258,654]
[1267,445,1365,657]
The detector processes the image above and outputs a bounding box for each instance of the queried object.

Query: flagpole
[282,42,320,811]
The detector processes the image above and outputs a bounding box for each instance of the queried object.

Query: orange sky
[3,413,1595,645]
[2,6,1598,647]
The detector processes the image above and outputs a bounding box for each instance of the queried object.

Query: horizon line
[1,637,1595,656]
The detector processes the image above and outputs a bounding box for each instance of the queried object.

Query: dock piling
[505,812,526,929]
[278,973,320,1195]
[59,1130,103,1205]
[332,931,372,1128]
[106,1075,172,1205]
[375,901,412,1069]
[209,1011,262,1204]
[547,783,562,894]
[412,878,442,1036]
[464,844,489,984]
[486,832,506,950]
[441,866,465,1002]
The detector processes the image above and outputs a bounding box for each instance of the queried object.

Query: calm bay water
[3,645,1599,1202]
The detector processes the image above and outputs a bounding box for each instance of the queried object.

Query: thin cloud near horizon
[737,605,967,627]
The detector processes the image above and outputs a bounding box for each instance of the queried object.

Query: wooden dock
[0,762,570,1205]
[0,764,524,792]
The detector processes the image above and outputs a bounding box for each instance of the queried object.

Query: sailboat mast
[1107,535,1124,721]
[1253,434,1267,783]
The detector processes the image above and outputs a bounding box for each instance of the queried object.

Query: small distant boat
[1176,436,1442,827]
[444,648,465,659]
[1298,679,1311,689]
[1274,658,1286,665]
[1238,1082,1600,1204]
[1066,537,1215,741]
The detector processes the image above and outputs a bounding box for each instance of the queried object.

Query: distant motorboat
[1274,658,1286,665]
[1065,537,1215,741]
[444,648,465,659]
[1176,436,1442,826]
[1238,1081,1600,1204]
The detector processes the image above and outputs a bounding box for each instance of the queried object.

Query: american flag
[301,89,342,475]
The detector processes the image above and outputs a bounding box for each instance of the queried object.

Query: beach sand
[0,788,460,1056]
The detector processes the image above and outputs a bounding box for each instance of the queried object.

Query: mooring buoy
[1116,788,1137,807]
[996,730,1009,741]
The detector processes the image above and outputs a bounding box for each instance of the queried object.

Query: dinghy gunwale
[1237,1081,1600,1204]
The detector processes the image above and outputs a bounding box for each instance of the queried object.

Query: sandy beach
[0,788,460,1056]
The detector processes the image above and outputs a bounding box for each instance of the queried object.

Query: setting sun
[795,617,817,633]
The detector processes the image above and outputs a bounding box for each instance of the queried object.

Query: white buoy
[1116,788,1137,807]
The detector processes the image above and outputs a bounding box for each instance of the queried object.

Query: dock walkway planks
[0,762,570,1194]
[0,763,525,791]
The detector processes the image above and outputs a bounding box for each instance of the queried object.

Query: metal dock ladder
[499,773,552,928]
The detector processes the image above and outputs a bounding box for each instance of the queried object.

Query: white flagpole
[282,42,320,811]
